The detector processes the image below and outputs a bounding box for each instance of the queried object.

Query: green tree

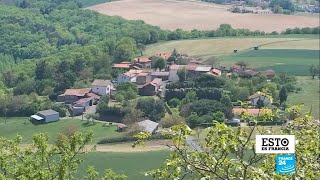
[152,58,166,70]
[168,98,180,108]
[272,5,283,14]
[279,86,288,105]
[177,67,187,82]
[137,43,146,56]
[0,132,126,179]
[136,98,166,122]
[309,64,318,79]
[136,106,320,179]
[115,94,125,103]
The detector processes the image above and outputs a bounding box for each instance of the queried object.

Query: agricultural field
[0,117,124,144]
[288,76,320,118]
[77,151,169,179]
[145,37,320,76]
[88,0,319,32]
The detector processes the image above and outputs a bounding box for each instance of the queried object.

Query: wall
[92,85,110,96]
[44,113,59,123]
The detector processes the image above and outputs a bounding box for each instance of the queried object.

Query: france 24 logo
[255,135,295,154]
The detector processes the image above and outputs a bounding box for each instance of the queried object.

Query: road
[186,136,203,152]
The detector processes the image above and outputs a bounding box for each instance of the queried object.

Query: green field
[0,117,124,144]
[288,76,320,118]
[78,151,169,179]
[222,49,319,76]
[81,0,111,7]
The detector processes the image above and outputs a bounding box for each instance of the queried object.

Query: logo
[276,154,296,174]
[256,135,295,154]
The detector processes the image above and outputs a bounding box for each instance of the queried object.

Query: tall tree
[279,86,288,105]
[35,60,47,80]
[152,58,166,70]
[309,64,318,79]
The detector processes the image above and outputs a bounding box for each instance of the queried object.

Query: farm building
[133,57,152,68]
[248,92,272,107]
[139,78,162,96]
[137,120,159,134]
[169,65,186,82]
[58,88,91,104]
[136,72,152,85]
[117,72,137,84]
[91,79,113,96]
[150,71,169,81]
[31,109,59,123]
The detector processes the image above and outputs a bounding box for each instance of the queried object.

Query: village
[30,48,282,135]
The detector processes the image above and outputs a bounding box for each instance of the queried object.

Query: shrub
[159,114,184,128]
[51,103,67,117]
[168,98,180,108]
[115,94,124,103]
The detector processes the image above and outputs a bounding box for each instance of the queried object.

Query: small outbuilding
[31,109,59,123]
[137,120,159,134]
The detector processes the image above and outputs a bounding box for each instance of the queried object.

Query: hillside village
[30,48,291,133]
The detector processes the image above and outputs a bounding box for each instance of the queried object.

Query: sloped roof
[137,120,159,134]
[212,68,222,75]
[150,78,162,86]
[170,65,186,70]
[134,57,151,63]
[87,92,101,99]
[112,62,131,69]
[154,53,172,60]
[151,71,169,76]
[75,98,92,104]
[137,72,149,77]
[186,64,199,71]
[128,69,143,75]
[92,79,112,87]
[123,72,137,78]
[195,66,212,72]
[37,109,59,116]
[64,88,91,96]
[262,69,275,76]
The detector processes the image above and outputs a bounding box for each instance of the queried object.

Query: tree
[235,61,248,69]
[212,111,225,122]
[123,108,144,125]
[272,5,283,14]
[168,98,180,108]
[159,114,184,128]
[152,58,166,70]
[35,60,48,80]
[137,43,145,56]
[309,64,318,79]
[115,94,125,103]
[136,98,166,122]
[256,98,264,108]
[220,94,233,109]
[279,86,288,105]
[177,67,187,82]
[0,132,126,179]
[136,106,320,179]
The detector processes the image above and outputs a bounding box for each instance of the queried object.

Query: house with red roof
[58,88,91,104]
[139,78,162,96]
[112,62,131,69]
[133,57,152,68]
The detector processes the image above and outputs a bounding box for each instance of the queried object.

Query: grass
[221,49,319,76]
[0,117,124,144]
[288,76,320,118]
[80,0,112,7]
[77,151,169,179]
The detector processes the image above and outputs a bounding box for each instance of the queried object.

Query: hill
[88,0,319,32]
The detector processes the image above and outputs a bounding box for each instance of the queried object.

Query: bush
[97,134,168,144]
[115,94,124,103]
[168,98,180,108]
[51,103,67,117]
[159,114,184,128]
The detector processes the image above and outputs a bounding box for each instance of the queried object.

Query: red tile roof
[137,72,149,77]
[92,79,112,86]
[75,97,92,104]
[123,72,137,78]
[134,57,151,63]
[186,64,199,71]
[112,63,130,69]
[231,65,241,70]
[150,78,162,86]
[262,69,275,76]
[212,68,222,75]
[64,88,91,96]
[87,92,101,99]
[170,65,186,70]
[151,71,169,76]
[128,69,143,75]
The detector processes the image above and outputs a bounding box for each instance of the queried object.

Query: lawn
[288,76,320,118]
[77,151,169,179]
[221,49,319,76]
[0,117,124,144]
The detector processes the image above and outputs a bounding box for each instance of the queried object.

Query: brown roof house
[139,78,162,96]
[136,72,152,85]
[136,120,159,134]
[133,57,152,68]
[58,88,91,104]
[112,61,131,69]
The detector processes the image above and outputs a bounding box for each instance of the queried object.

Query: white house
[91,79,113,96]
[117,72,137,84]
[249,92,272,107]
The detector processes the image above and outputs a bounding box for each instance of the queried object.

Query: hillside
[88,0,319,32]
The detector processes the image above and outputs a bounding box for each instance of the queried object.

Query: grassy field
[77,151,169,179]
[0,117,124,144]
[288,76,320,118]
[146,37,319,76]
[223,49,319,75]
[88,0,319,32]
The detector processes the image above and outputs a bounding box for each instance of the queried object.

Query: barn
[31,109,60,123]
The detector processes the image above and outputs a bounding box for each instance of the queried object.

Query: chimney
[138,58,140,62]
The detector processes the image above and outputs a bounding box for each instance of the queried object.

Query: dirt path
[19,140,172,153]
